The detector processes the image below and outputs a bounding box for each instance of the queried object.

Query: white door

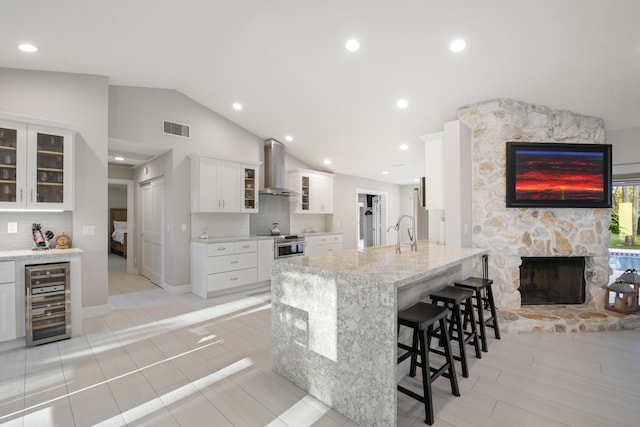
[372,195,381,246]
[141,179,164,286]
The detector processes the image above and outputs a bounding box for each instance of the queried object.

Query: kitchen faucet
[387,214,417,254]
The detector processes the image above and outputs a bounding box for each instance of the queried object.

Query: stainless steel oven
[274,235,305,259]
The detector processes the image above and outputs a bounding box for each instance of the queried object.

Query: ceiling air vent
[163,120,190,138]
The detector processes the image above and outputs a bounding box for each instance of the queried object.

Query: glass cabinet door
[0,121,27,208]
[35,132,65,203]
[242,166,258,212]
[27,126,73,210]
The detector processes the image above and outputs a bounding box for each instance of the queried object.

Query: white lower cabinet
[0,261,16,343]
[192,240,260,298]
[257,239,274,282]
[305,234,344,256]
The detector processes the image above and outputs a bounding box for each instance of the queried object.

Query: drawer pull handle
[230,277,238,281]
[242,245,249,248]
[217,247,226,251]
[230,261,239,264]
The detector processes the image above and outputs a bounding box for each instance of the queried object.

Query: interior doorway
[356,190,387,249]
[141,178,164,287]
[108,178,135,274]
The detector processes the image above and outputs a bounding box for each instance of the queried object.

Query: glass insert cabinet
[0,119,73,210]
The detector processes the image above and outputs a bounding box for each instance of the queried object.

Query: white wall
[608,126,640,175]
[110,86,262,288]
[331,174,402,250]
[0,68,109,311]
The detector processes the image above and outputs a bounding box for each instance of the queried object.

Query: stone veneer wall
[457,98,611,310]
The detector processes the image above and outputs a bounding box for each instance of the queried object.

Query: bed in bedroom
[110,208,128,259]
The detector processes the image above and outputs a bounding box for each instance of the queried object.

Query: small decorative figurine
[55,233,71,249]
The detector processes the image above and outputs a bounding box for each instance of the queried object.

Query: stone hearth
[498,304,640,333]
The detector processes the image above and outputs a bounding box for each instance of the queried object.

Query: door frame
[355,188,389,249]
[108,178,136,274]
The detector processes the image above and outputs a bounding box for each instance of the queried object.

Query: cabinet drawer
[0,261,15,283]
[234,241,257,253]
[207,242,235,256]
[318,234,343,245]
[208,252,257,273]
[317,243,343,254]
[208,268,257,292]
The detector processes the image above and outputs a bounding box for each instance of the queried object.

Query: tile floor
[0,254,638,426]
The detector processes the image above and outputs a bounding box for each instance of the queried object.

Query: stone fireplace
[457,99,611,311]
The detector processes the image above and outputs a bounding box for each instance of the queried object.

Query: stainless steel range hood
[261,139,299,196]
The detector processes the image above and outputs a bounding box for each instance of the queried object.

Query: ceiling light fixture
[114,156,124,161]
[345,39,360,52]
[18,43,38,53]
[396,99,408,109]
[232,102,243,111]
[285,135,293,142]
[449,39,466,52]
[400,144,409,151]
[324,159,331,165]
[382,171,389,175]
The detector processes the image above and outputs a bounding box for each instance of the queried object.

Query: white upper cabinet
[289,169,335,214]
[0,119,73,210]
[191,155,259,213]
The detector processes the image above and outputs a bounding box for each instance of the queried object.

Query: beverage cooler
[25,262,71,346]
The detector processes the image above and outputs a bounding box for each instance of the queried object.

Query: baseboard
[83,304,110,319]
[163,282,191,295]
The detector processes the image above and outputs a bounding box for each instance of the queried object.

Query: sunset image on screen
[514,150,605,201]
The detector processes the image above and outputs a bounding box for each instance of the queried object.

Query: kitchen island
[271,241,486,427]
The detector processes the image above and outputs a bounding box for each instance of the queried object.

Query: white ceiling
[2,0,639,184]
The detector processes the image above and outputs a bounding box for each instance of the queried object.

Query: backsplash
[0,212,73,251]
[249,194,291,235]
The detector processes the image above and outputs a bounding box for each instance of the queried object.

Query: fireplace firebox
[519,257,586,305]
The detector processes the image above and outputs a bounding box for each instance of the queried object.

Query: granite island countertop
[272,240,488,427]
[277,240,486,288]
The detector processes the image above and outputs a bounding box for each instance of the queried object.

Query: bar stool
[397,302,460,425]
[429,286,482,378]
[454,254,501,352]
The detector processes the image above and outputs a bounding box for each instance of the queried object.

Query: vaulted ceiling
[2,0,639,184]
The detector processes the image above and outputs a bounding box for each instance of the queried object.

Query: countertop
[277,240,486,288]
[191,231,343,244]
[0,248,83,261]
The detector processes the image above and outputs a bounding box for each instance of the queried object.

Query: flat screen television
[505,142,612,208]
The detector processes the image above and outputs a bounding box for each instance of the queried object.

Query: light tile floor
[0,254,639,426]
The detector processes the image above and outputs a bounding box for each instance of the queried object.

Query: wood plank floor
[1,254,639,426]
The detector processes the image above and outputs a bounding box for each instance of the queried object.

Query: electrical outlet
[181,223,187,232]
[82,225,96,236]
[7,222,17,233]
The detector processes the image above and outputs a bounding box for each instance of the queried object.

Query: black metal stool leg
[450,302,469,378]
[418,329,434,425]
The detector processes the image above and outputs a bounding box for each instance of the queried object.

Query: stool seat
[455,276,493,289]
[397,302,460,425]
[398,302,448,329]
[430,286,481,378]
[430,286,474,304]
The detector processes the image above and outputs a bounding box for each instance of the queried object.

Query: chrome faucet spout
[395,214,418,253]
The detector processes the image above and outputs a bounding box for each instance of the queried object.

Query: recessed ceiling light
[382,171,389,175]
[285,135,293,142]
[324,159,331,165]
[414,178,420,182]
[345,39,360,52]
[396,99,408,109]
[400,144,409,151]
[232,102,243,111]
[18,43,38,53]
[114,156,124,161]
[449,39,466,52]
